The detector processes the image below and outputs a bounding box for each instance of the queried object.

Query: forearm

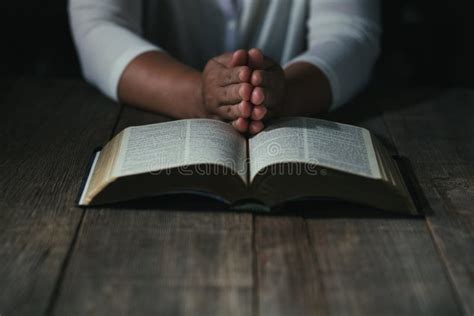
[118,51,203,119]
[282,62,332,117]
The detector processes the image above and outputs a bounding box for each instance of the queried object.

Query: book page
[249,117,381,180]
[112,119,247,182]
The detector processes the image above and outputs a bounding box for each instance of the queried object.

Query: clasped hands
[200,48,286,134]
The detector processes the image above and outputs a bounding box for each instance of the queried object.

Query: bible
[78,117,418,213]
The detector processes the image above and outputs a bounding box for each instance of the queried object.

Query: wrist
[184,70,206,119]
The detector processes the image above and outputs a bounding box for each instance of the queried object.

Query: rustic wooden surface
[0,78,472,316]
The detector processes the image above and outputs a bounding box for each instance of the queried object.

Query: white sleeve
[68,0,161,101]
[285,0,381,109]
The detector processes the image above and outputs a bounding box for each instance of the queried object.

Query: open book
[78,117,417,213]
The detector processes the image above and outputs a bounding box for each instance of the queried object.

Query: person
[69,0,380,134]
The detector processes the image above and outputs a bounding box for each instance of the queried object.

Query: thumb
[248,48,264,69]
[229,49,248,67]
[249,48,275,70]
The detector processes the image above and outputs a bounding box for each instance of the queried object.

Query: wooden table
[0,78,473,316]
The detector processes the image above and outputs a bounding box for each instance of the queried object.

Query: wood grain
[51,106,255,316]
[384,89,474,315]
[254,215,327,315]
[0,78,120,315]
[305,217,461,315]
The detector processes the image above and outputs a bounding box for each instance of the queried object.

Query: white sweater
[69,0,381,109]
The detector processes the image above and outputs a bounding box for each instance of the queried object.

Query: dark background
[0,1,472,88]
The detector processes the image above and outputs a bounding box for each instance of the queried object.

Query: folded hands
[200,48,286,134]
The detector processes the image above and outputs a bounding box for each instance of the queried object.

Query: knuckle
[235,68,242,81]
[239,66,249,74]
[234,84,242,96]
[225,106,233,116]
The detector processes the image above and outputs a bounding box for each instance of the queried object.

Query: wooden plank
[305,216,461,315]
[384,88,474,315]
[255,215,327,315]
[0,78,121,315]
[255,90,461,316]
[52,106,255,316]
[257,209,461,315]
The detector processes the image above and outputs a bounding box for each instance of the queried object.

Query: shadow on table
[95,193,427,219]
